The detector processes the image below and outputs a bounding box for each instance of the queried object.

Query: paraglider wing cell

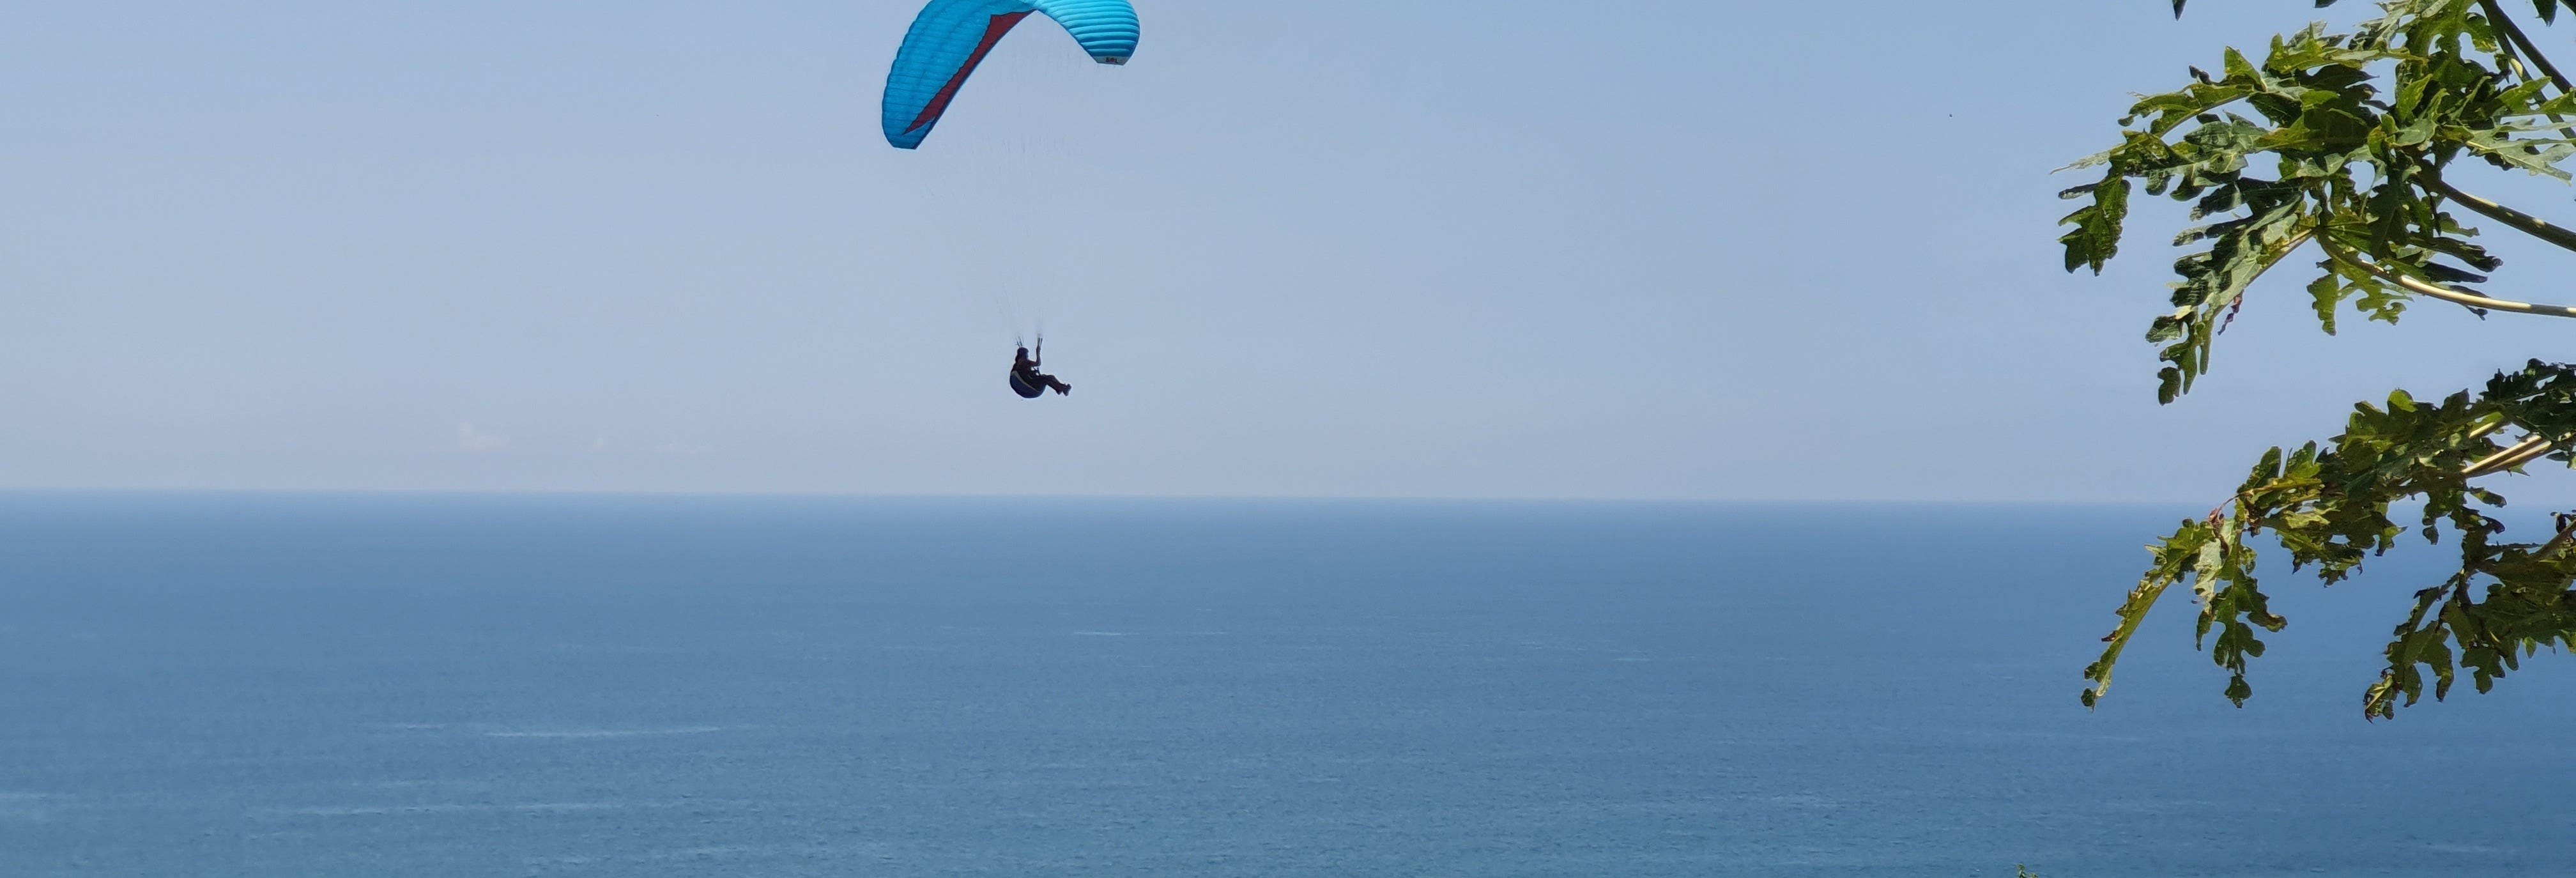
[880,0,1140,149]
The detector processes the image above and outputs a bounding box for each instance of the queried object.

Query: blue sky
[6,1,2576,500]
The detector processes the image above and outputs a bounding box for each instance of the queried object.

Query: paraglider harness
[1009,335,1062,399]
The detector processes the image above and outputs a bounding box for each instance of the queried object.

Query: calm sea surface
[1,494,2571,877]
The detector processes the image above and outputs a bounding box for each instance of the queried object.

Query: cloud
[457,422,507,453]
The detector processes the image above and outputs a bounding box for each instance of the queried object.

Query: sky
[6,1,2576,500]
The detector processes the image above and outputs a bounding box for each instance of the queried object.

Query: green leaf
[2060,174,2131,274]
[2083,518,2215,707]
[2308,272,2345,334]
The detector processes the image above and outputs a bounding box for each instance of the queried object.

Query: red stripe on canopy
[907,12,1032,134]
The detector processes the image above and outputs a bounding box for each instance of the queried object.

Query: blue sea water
[2,495,2573,877]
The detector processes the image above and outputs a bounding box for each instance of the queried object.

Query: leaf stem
[2475,0,2576,151]
[2464,434,2556,477]
[2425,175,2576,254]
[2465,413,2514,442]
[2316,237,2576,318]
[2536,513,2576,557]
[2483,0,2576,96]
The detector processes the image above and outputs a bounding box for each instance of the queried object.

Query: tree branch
[2316,237,2576,318]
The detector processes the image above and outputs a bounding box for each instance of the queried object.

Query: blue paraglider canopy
[882,0,1140,150]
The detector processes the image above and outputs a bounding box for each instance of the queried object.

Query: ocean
[1,494,2570,877]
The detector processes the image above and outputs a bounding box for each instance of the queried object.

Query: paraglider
[881,0,1140,150]
[880,4,1130,399]
[1009,337,1072,398]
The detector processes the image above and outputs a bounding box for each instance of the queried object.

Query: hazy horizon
[1,488,2227,510]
